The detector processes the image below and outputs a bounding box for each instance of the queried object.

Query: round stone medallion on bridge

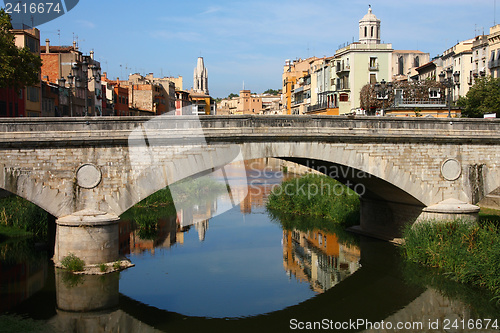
[76,164,102,189]
[441,158,461,181]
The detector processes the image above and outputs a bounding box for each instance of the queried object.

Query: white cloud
[76,20,96,29]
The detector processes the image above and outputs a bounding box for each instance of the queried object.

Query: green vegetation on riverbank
[0,195,48,241]
[266,174,360,227]
[402,218,500,297]
[133,176,228,209]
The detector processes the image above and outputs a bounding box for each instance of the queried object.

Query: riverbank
[402,210,500,297]
[0,195,48,242]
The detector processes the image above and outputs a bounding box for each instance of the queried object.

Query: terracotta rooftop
[393,50,426,54]
[41,45,78,53]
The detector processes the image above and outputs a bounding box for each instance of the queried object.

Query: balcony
[307,101,337,113]
[336,64,350,73]
[394,98,447,108]
[489,59,499,68]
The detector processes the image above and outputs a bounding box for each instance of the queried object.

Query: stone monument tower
[193,57,209,95]
[359,5,381,44]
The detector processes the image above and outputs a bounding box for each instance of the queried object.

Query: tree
[227,93,238,99]
[360,80,445,112]
[457,76,500,118]
[0,9,42,91]
[263,88,279,95]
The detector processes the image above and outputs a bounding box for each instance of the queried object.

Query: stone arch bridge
[0,115,498,266]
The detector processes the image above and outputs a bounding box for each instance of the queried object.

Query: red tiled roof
[40,46,77,53]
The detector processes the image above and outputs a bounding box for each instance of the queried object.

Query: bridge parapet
[0,116,499,266]
[0,116,499,147]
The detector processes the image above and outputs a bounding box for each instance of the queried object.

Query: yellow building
[281,57,317,114]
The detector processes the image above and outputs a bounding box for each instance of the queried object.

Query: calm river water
[1,158,500,332]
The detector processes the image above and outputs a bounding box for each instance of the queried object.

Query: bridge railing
[0,115,499,138]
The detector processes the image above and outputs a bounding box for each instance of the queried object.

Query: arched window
[364,27,367,37]
[371,26,374,37]
[398,56,404,75]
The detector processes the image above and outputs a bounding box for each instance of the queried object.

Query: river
[1,158,499,332]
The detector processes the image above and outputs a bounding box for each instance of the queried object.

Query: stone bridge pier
[0,116,499,267]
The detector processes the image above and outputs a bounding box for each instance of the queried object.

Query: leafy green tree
[0,9,42,91]
[227,93,238,99]
[457,76,500,118]
[263,88,279,95]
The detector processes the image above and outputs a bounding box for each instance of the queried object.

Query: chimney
[72,40,77,50]
[90,50,94,60]
[45,39,50,53]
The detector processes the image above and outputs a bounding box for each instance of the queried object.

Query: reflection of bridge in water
[37,237,495,333]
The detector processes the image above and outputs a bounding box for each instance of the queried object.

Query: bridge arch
[1,116,499,264]
[116,140,444,240]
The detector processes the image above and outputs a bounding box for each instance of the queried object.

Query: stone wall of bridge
[0,139,498,218]
[0,116,498,261]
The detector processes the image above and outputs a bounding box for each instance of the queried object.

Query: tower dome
[359,5,381,44]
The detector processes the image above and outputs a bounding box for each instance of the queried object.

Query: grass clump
[402,219,500,297]
[60,253,85,272]
[266,174,360,227]
[0,195,48,240]
[0,313,52,332]
[113,261,121,270]
[99,263,108,272]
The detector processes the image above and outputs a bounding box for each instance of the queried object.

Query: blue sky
[33,0,498,98]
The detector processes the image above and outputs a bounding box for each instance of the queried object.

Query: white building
[193,57,209,95]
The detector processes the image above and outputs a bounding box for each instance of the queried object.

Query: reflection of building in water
[240,158,319,214]
[0,258,48,312]
[282,229,361,293]
[177,198,217,228]
[119,220,133,255]
[195,220,209,241]
[126,216,178,255]
[121,212,212,256]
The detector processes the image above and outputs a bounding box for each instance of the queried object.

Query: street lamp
[58,77,66,117]
[374,79,393,116]
[66,73,75,117]
[439,68,460,118]
[81,58,101,116]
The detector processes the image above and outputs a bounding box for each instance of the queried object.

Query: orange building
[189,91,214,115]
[237,90,262,114]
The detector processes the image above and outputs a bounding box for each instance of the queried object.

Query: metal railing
[307,102,337,113]
[394,98,447,106]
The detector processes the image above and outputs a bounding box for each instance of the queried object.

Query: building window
[370,73,377,84]
[414,56,420,68]
[27,87,39,102]
[364,26,367,37]
[26,36,38,53]
[371,26,374,37]
[429,88,441,99]
[398,56,404,75]
[370,57,377,70]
